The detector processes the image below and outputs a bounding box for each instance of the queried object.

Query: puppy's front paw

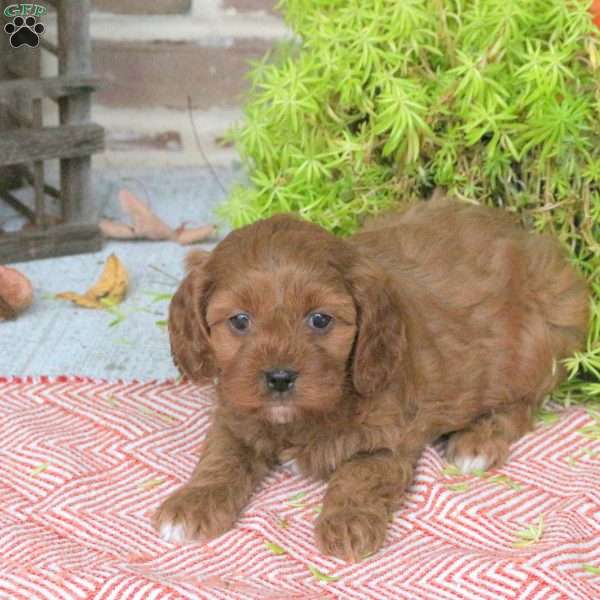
[315,510,388,562]
[446,430,510,474]
[153,484,238,544]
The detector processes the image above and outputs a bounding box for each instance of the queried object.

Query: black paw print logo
[4,16,45,48]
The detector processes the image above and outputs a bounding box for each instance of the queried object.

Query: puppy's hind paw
[452,453,491,475]
[446,430,510,474]
[159,520,187,544]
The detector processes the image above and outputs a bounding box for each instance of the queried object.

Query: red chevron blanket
[0,376,598,599]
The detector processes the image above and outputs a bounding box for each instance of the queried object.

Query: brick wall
[53,0,287,168]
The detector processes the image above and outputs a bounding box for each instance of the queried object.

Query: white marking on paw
[160,521,187,544]
[282,459,301,476]
[453,454,491,475]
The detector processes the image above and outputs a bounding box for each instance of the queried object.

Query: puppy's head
[169,214,405,424]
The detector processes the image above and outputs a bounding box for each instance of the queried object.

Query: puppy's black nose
[264,368,298,392]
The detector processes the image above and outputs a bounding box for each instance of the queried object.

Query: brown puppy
[154,198,589,562]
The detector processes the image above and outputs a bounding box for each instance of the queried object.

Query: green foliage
[219,0,600,404]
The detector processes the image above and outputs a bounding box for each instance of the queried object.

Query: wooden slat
[32,98,46,226]
[39,38,59,56]
[0,8,22,193]
[0,190,36,222]
[19,166,60,199]
[0,124,104,167]
[0,75,100,99]
[5,62,34,79]
[0,224,103,263]
[58,0,93,223]
[0,99,33,128]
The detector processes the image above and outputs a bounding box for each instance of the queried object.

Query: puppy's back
[353,197,589,364]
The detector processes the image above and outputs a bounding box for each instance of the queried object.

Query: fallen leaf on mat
[31,462,49,476]
[120,189,174,240]
[141,478,164,490]
[0,266,33,320]
[445,482,470,493]
[264,540,286,555]
[441,464,462,477]
[308,565,339,583]
[56,254,128,309]
[579,423,600,440]
[513,515,544,548]
[99,189,216,245]
[98,219,138,240]
[486,474,522,491]
[288,491,307,508]
[159,414,177,424]
[99,190,172,240]
[583,564,600,575]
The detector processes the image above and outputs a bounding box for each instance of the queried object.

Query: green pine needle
[487,475,523,491]
[288,491,307,508]
[536,407,561,426]
[30,462,49,476]
[513,515,545,548]
[443,463,523,491]
[264,540,287,555]
[144,291,174,303]
[442,464,463,477]
[308,565,340,582]
[446,482,470,493]
[583,564,600,575]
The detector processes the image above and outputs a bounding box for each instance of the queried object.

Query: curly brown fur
[154,198,589,561]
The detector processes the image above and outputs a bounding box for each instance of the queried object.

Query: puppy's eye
[307,312,333,331]
[229,313,251,333]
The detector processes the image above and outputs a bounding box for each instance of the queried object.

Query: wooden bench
[0,0,105,263]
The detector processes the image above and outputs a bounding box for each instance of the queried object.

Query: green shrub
[219,0,600,405]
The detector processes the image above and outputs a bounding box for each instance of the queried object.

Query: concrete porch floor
[0,166,240,381]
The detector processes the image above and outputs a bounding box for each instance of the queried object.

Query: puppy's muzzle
[264,368,298,393]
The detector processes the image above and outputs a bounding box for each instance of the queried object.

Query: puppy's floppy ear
[168,250,216,382]
[348,257,406,396]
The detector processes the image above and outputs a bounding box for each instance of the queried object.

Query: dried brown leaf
[175,224,217,245]
[99,219,137,239]
[56,254,129,309]
[100,189,216,246]
[120,190,174,240]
